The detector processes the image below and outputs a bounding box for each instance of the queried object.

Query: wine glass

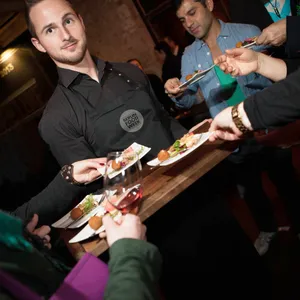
[103,151,143,215]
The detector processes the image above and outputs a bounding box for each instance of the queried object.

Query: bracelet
[231,104,250,134]
[60,164,82,186]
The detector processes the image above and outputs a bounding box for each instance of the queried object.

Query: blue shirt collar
[196,20,230,50]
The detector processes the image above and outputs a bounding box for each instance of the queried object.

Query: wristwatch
[231,104,250,134]
[60,164,82,185]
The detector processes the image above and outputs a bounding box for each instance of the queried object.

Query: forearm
[105,239,162,300]
[11,173,83,224]
[257,52,287,82]
[244,68,300,129]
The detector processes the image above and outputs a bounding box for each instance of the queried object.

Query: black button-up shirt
[39,57,187,166]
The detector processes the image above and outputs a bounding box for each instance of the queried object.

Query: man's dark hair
[24,0,74,38]
[154,41,173,57]
[173,0,206,11]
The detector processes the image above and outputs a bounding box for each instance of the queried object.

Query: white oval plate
[51,194,105,229]
[147,132,212,167]
[69,210,122,244]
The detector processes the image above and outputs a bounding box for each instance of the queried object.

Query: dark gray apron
[70,62,186,160]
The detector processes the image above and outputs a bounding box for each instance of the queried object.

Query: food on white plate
[70,207,83,220]
[236,36,257,48]
[112,160,121,170]
[70,194,98,220]
[88,215,103,230]
[110,145,144,171]
[157,132,200,162]
[185,70,202,81]
[157,150,170,162]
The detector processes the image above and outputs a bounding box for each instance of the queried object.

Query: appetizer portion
[110,144,146,172]
[69,206,122,243]
[88,215,103,230]
[236,36,257,48]
[147,132,212,167]
[157,132,200,162]
[185,70,202,81]
[70,194,98,220]
[111,146,139,171]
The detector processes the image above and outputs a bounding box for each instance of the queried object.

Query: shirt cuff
[55,171,82,191]
[243,95,261,130]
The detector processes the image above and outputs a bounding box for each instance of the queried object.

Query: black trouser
[226,138,300,233]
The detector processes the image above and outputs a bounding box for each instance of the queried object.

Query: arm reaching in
[164,77,186,98]
[215,48,287,82]
[256,18,287,46]
[209,103,252,142]
[102,214,162,300]
[26,214,52,249]
[72,157,106,184]
[12,157,106,224]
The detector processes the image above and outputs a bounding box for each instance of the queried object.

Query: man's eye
[65,19,73,25]
[46,28,54,34]
[189,10,195,16]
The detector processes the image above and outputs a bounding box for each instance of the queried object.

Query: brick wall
[72,0,162,77]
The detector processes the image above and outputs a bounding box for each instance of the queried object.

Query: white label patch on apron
[120,109,144,133]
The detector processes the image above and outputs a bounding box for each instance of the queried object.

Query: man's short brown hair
[24,0,74,38]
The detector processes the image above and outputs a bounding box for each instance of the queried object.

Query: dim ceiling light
[0,48,17,64]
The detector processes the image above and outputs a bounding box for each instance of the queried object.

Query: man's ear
[78,14,86,31]
[31,38,46,53]
[206,0,214,12]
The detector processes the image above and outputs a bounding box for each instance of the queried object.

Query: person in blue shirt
[165,0,300,256]
[165,0,272,116]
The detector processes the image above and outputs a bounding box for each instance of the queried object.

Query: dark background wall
[0,31,60,211]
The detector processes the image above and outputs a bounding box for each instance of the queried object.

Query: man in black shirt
[23,2,274,297]
[25,0,186,166]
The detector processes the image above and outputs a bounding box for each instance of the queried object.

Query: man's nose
[61,27,71,41]
[185,17,194,28]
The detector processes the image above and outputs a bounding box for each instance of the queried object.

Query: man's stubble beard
[193,15,214,40]
[51,37,88,65]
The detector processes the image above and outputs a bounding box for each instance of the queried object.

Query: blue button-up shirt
[174,20,272,118]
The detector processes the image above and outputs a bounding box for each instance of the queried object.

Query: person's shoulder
[111,61,144,75]
[110,61,148,83]
[39,86,73,129]
[226,22,261,34]
[43,85,66,110]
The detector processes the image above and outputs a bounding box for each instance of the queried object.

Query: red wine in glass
[111,184,143,214]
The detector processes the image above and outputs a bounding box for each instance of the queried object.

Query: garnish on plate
[157,132,200,162]
[110,146,144,171]
[185,70,201,81]
[70,194,98,220]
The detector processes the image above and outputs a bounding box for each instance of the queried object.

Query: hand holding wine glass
[100,214,147,246]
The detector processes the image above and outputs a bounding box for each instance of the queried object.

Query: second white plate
[147,132,212,167]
